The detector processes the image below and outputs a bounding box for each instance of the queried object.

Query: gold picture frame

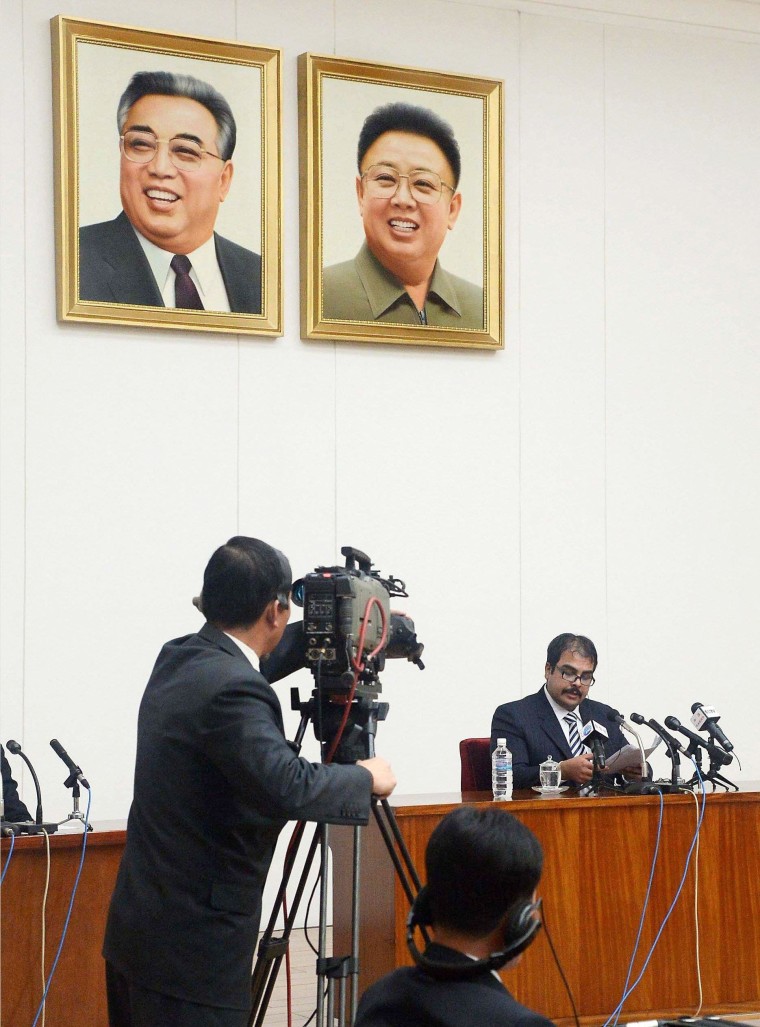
[52,16,282,336]
[299,53,503,350]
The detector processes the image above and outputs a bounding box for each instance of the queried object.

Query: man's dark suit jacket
[491,687,627,789]
[1,744,32,822]
[354,943,555,1027]
[79,211,262,313]
[102,622,372,1012]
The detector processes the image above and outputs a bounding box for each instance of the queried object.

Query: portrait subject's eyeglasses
[120,130,226,171]
[361,165,455,205]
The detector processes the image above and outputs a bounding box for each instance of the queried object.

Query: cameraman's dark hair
[546,633,597,672]
[200,537,291,629]
[425,807,543,936]
[116,71,236,160]
[357,103,461,188]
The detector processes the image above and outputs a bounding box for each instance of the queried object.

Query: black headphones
[406,886,542,980]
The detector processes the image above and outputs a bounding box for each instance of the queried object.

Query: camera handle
[340,545,373,574]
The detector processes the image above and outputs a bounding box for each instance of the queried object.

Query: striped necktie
[564,713,583,757]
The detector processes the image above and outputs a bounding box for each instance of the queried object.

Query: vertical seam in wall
[333,0,338,552]
[602,23,609,673]
[22,2,28,758]
[517,9,524,692]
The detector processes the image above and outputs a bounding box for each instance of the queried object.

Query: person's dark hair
[116,71,236,160]
[546,633,598,672]
[356,103,461,188]
[425,807,543,936]
[200,536,291,629]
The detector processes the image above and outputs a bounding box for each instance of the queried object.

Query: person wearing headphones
[355,805,554,1027]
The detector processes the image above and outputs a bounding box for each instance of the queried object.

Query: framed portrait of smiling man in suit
[52,17,282,336]
[299,53,503,350]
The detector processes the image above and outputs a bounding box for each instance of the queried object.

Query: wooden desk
[1,821,125,1027]
[332,785,760,1024]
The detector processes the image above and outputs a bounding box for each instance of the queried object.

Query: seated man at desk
[491,632,629,789]
[355,806,554,1027]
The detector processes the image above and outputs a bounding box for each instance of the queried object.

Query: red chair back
[459,737,492,791]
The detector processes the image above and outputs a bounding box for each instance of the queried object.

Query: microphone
[6,739,43,825]
[690,702,734,753]
[630,714,686,755]
[50,738,90,790]
[664,715,733,766]
[580,719,608,769]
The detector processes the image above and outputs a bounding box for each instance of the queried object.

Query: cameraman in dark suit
[491,633,629,789]
[103,536,395,1027]
[355,806,554,1027]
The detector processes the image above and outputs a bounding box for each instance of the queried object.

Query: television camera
[291,546,424,763]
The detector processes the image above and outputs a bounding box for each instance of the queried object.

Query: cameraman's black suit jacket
[491,687,626,789]
[103,622,372,1012]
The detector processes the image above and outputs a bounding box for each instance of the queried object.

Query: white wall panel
[0,0,28,780]
[518,14,609,693]
[604,24,760,778]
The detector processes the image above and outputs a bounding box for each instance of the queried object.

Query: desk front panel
[1,823,125,1026]
[333,786,760,1024]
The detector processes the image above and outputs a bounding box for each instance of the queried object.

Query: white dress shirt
[133,229,232,312]
[223,632,260,672]
[543,685,589,753]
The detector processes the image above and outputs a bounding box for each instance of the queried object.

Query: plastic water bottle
[492,738,512,800]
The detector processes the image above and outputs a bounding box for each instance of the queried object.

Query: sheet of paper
[604,734,662,773]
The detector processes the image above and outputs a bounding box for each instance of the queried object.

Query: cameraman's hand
[357,757,396,798]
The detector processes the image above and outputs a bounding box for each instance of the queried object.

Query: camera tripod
[247,691,425,1027]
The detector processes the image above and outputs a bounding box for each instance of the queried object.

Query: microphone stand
[49,738,93,829]
[590,742,606,794]
[658,735,682,793]
[663,716,737,793]
[630,717,683,794]
[700,754,738,792]
[2,742,58,836]
[60,772,93,829]
[619,721,648,778]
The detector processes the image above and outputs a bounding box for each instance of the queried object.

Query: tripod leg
[370,800,429,948]
[315,822,360,1027]
[349,824,361,1023]
[249,821,322,1027]
[317,822,330,1027]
